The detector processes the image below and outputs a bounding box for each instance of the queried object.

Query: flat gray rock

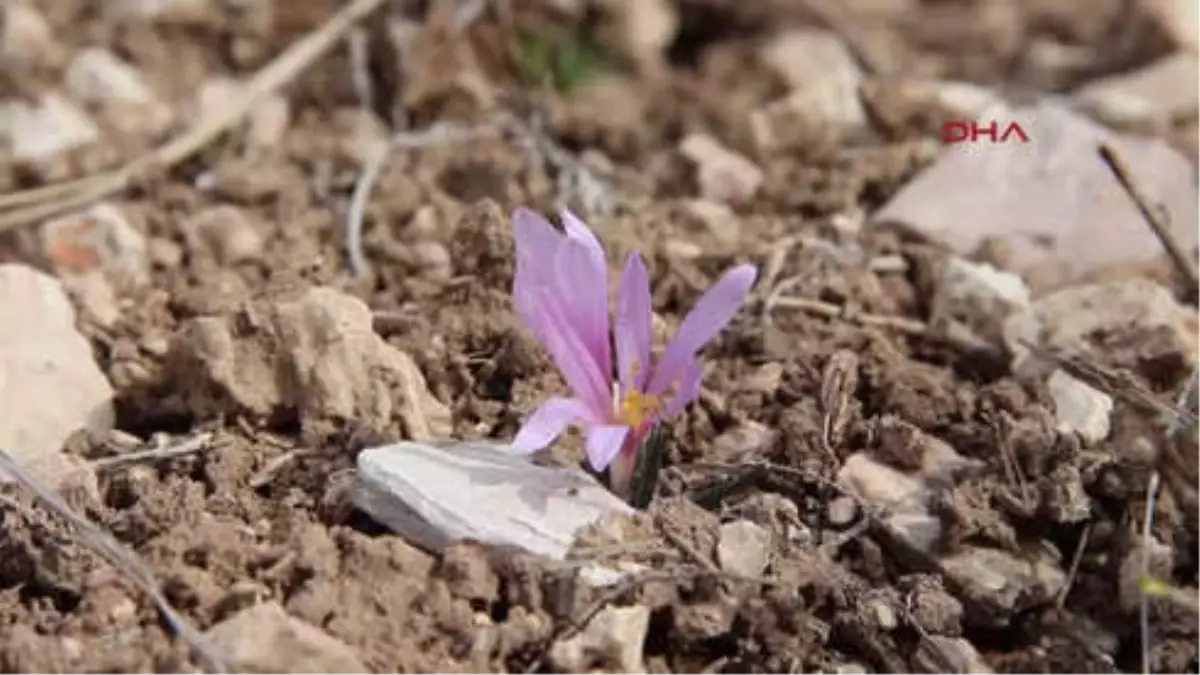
[354,441,633,560]
[874,101,1198,290]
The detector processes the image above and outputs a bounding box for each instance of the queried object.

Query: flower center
[615,387,661,429]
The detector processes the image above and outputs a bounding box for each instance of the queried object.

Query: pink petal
[512,208,563,343]
[552,238,611,385]
[615,251,653,392]
[585,424,630,471]
[511,208,612,414]
[530,286,612,415]
[560,209,607,272]
[513,208,562,269]
[512,397,597,453]
[663,361,704,417]
[648,264,757,396]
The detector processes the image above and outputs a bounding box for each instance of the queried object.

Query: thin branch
[1140,470,1161,675]
[0,0,390,233]
[91,433,217,470]
[345,122,499,276]
[1098,144,1199,295]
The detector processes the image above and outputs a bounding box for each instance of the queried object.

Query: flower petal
[648,264,758,396]
[530,285,612,415]
[511,208,611,414]
[585,424,630,472]
[560,209,607,272]
[662,361,704,417]
[513,207,562,269]
[615,251,653,392]
[553,237,611,384]
[512,397,597,453]
[512,208,563,343]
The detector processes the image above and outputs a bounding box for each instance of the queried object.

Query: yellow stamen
[616,388,661,429]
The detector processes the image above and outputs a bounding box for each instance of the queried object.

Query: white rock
[108,0,220,23]
[874,101,1199,290]
[578,560,649,588]
[64,47,174,137]
[711,421,778,462]
[1142,0,1199,51]
[681,199,740,248]
[354,441,634,561]
[717,520,770,577]
[837,453,941,554]
[0,92,100,161]
[1047,370,1113,444]
[1,2,65,68]
[595,0,678,69]
[1074,52,1199,130]
[931,257,1031,345]
[930,80,1009,118]
[39,203,149,286]
[679,134,764,205]
[183,205,263,264]
[939,546,1066,625]
[759,29,867,132]
[0,265,114,485]
[248,94,290,147]
[549,604,650,673]
[204,602,366,673]
[1004,279,1199,374]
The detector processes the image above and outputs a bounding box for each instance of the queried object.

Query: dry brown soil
[0,0,1196,673]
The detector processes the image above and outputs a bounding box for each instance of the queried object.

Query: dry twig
[91,432,217,470]
[1098,144,1199,296]
[766,292,999,358]
[345,121,500,276]
[819,350,859,465]
[0,450,224,671]
[0,0,389,233]
[1140,471,1161,675]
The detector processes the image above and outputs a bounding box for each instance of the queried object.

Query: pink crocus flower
[509,207,758,497]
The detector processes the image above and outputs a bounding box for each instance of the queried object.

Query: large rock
[168,287,451,439]
[874,101,1198,290]
[204,602,366,673]
[0,265,113,488]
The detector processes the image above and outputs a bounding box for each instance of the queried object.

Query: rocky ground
[0,0,1197,672]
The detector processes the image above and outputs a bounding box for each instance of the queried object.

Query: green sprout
[1138,574,1199,612]
[514,30,610,93]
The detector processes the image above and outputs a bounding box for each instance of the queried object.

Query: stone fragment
[1047,369,1114,444]
[716,520,770,577]
[679,134,764,205]
[355,441,633,561]
[759,29,867,132]
[549,605,650,673]
[183,205,264,265]
[204,602,366,673]
[64,47,174,137]
[0,92,100,161]
[169,287,451,438]
[0,265,113,493]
